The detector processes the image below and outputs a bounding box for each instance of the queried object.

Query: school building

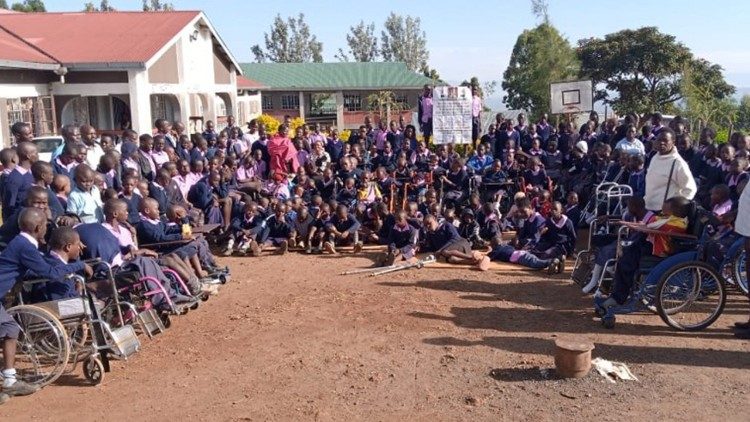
[240,62,437,130]
[0,10,264,147]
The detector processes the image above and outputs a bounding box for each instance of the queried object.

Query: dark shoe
[277,240,288,255]
[2,380,40,396]
[733,321,750,330]
[734,329,750,339]
[547,259,560,275]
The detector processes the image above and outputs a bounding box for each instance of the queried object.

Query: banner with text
[432,86,473,145]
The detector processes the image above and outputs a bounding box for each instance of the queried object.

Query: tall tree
[142,0,173,11]
[736,95,750,131]
[251,13,323,63]
[84,0,115,11]
[336,21,378,62]
[681,59,737,129]
[577,27,734,116]
[0,0,8,9]
[502,22,579,117]
[10,0,45,12]
[380,13,429,72]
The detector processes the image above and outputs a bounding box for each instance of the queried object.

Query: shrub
[256,114,280,135]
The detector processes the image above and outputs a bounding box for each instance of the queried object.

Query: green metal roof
[239,62,437,91]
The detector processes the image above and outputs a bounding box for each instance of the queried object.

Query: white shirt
[615,138,645,156]
[85,142,105,169]
[736,185,750,237]
[644,149,697,211]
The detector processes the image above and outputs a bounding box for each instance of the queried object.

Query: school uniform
[264,215,292,245]
[1,166,33,221]
[522,168,548,189]
[187,177,223,224]
[628,169,646,199]
[487,244,552,269]
[466,154,493,173]
[52,158,77,178]
[135,214,197,260]
[517,212,546,248]
[533,215,577,258]
[148,182,169,216]
[118,192,142,225]
[326,214,361,245]
[326,139,344,163]
[0,233,85,339]
[422,222,471,255]
[387,222,418,259]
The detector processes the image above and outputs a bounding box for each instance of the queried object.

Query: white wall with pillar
[335,91,345,131]
[127,69,152,135]
[298,91,306,121]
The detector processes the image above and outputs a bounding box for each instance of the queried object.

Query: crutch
[368,255,436,277]
[340,264,399,275]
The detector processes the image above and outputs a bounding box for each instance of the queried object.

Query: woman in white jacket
[644,129,697,212]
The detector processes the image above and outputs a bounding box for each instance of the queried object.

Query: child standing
[67,165,104,224]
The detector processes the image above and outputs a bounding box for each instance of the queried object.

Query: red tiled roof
[0,24,57,66]
[0,11,200,66]
[237,75,266,90]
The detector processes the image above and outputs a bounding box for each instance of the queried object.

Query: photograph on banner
[432,86,473,145]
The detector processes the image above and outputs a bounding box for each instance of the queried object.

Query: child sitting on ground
[324,204,363,254]
[225,202,264,256]
[263,203,293,254]
[382,210,419,266]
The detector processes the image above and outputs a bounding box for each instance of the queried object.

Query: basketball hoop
[550,80,593,115]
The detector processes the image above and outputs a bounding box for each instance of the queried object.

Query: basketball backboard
[550,80,593,115]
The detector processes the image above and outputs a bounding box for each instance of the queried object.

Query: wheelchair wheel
[7,305,71,387]
[83,356,104,385]
[732,249,749,295]
[656,261,726,331]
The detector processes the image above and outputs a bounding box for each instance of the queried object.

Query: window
[395,93,409,109]
[344,94,362,112]
[261,94,273,110]
[281,94,300,110]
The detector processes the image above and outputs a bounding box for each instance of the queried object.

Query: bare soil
[2,252,749,421]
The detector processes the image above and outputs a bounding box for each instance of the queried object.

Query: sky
[38,0,750,106]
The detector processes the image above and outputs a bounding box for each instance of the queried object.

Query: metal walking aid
[340,264,399,275]
[368,255,436,277]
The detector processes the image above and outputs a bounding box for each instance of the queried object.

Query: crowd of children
[2,108,750,401]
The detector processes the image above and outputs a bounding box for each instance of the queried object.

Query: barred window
[281,94,300,110]
[261,94,273,110]
[344,94,362,112]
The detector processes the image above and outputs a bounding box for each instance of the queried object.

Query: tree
[680,58,736,130]
[84,0,115,11]
[380,13,429,72]
[736,95,750,132]
[367,90,407,124]
[0,0,8,9]
[336,21,378,62]
[10,0,46,12]
[421,65,442,83]
[502,22,579,117]
[577,27,733,116]
[142,0,173,11]
[251,14,323,63]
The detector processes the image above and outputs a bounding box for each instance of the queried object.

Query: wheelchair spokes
[9,305,71,387]
[656,262,726,331]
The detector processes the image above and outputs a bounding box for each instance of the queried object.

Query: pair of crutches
[341,255,437,277]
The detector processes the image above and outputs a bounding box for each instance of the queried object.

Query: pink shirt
[103,222,136,250]
[472,95,481,117]
[421,96,433,122]
[374,129,388,150]
[172,174,191,199]
[151,150,170,168]
[713,200,733,217]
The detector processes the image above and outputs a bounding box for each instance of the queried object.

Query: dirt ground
[1,252,749,421]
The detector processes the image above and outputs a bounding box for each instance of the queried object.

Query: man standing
[51,124,80,161]
[733,182,750,338]
[471,86,482,145]
[418,85,433,144]
[10,122,33,146]
[80,124,104,169]
[154,119,177,150]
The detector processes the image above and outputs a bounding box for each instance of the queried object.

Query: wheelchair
[570,216,623,289]
[6,267,141,387]
[468,176,517,215]
[594,207,733,331]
